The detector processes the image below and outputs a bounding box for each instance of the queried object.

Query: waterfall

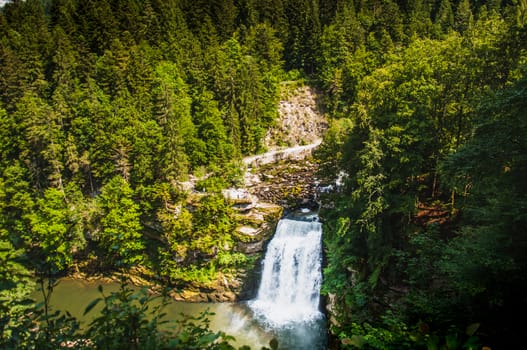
[250,217,324,326]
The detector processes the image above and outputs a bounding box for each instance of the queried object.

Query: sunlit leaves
[28,187,79,273]
[96,176,144,267]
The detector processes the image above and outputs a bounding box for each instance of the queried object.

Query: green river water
[32,278,273,349]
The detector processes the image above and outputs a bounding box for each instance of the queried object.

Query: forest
[0,0,526,349]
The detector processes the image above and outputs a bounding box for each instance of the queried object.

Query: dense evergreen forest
[0,0,526,348]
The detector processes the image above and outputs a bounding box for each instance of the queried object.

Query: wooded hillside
[1,0,526,349]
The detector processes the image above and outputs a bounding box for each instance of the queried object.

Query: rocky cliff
[264,83,327,148]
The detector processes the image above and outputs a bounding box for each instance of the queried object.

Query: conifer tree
[96,176,144,267]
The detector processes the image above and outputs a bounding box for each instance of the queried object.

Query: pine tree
[152,61,196,180]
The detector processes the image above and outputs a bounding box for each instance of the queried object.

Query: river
[33,210,327,349]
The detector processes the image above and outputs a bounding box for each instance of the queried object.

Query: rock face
[264,84,327,148]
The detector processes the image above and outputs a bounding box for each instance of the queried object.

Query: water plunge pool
[33,210,327,349]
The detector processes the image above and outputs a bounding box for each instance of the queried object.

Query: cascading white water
[250,217,324,326]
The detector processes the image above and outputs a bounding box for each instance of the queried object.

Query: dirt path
[242,139,322,167]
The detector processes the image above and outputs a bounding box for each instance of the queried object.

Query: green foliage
[156,185,241,286]
[216,251,249,268]
[170,265,218,287]
[195,176,228,193]
[192,89,234,167]
[337,320,482,350]
[85,283,169,349]
[314,118,354,178]
[0,161,34,247]
[152,61,195,180]
[0,0,289,290]
[27,186,87,273]
[210,36,280,155]
[437,75,527,346]
[193,194,235,239]
[96,176,145,268]
[316,1,527,349]
[0,235,35,348]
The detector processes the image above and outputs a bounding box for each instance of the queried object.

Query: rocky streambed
[170,150,323,303]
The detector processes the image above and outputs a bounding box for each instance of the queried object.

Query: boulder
[236,240,265,254]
